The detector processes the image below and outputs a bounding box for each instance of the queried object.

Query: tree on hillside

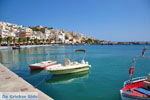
[84,38,93,44]
[29,27,41,31]
[47,27,53,30]
[65,35,69,40]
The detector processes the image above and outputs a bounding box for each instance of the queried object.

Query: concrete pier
[0,63,53,100]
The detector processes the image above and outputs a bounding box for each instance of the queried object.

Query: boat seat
[143,81,150,89]
[143,74,150,89]
[63,58,71,66]
[134,88,150,96]
[147,74,150,81]
[72,62,78,65]
[123,90,132,94]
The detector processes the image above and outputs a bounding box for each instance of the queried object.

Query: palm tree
[6,37,12,46]
[30,39,34,45]
[22,38,27,45]
[13,37,17,46]
[3,37,6,45]
[38,39,41,45]
[46,39,49,44]
[42,39,45,45]
[34,38,38,45]
[18,38,22,46]
[26,37,30,45]
[0,36,2,46]
[46,39,51,44]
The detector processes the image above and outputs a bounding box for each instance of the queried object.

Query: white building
[56,32,65,43]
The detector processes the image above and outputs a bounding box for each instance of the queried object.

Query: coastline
[0,63,53,100]
[0,44,53,50]
[0,41,150,50]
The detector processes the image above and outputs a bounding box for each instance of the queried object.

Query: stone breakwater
[94,41,150,45]
[0,63,53,100]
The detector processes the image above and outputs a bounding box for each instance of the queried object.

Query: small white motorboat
[45,58,91,75]
[45,49,91,75]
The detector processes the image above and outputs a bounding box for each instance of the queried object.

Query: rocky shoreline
[0,42,150,50]
[93,41,150,45]
[60,41,150,45]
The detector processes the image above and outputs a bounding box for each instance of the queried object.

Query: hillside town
[0,21,99,46]
[0,21,150,46]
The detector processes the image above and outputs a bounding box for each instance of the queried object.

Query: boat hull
[48,66,90,75]
[12,47,21,50]
[29,62,56,70]
[120,92,150,100]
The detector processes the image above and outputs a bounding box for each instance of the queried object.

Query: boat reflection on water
[30,69,44,75]
[46,71,89,84]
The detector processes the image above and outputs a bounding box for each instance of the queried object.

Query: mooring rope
[34,71,49,88]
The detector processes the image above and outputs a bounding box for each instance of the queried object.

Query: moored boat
[120,76,150,100]
[45,59,91,75]
[45,49,91,75]
[120,47,150,100]
[12,46,21,50]
[29,60,57,70]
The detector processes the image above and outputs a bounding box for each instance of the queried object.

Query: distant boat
[12,46,21,50]
[29,61,57,70]
[120,47,150,100]
[75,49,86,53]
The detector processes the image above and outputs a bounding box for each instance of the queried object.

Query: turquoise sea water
[0,45,150,100]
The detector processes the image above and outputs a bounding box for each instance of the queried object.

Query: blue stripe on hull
[121,93,150,100]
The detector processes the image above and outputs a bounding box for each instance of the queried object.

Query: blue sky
[0,0,150,41]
